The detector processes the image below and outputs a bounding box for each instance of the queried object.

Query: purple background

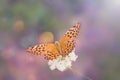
[0,0,120,80]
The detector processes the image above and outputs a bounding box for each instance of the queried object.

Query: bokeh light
[13,19,24,32]
[38,32,54,43]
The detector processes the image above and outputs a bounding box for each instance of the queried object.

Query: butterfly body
[26,23,80,60]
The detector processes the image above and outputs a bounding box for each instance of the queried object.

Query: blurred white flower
[48,49,78,71]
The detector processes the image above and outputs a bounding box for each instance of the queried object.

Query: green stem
[68,67,93,80]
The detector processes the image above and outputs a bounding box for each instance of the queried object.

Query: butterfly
[26,23,80,60]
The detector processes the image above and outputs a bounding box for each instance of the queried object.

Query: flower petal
[48,49,78,71]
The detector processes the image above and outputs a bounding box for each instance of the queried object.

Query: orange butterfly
[26,23,80,60]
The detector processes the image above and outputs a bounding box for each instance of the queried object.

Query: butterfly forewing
[26,44,46,55]
[59,23,80,56]
[26,43,60,60]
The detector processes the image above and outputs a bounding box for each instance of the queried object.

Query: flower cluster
[48,49,78,71]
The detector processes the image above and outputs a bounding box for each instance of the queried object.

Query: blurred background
[0,0,120,80]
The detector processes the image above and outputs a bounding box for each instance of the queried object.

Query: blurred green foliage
[0,0,60,31]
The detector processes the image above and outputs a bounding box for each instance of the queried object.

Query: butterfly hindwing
[26,43,60,60]
[43,43,60,60]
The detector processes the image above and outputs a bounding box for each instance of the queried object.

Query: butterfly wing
[59,23,80,56]
[26,43,60,60]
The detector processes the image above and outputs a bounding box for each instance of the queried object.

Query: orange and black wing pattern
[26,43,60,60]
[59,23,80,56]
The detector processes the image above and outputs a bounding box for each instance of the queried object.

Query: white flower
[48,49,78,71]
[68,49,78,61]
